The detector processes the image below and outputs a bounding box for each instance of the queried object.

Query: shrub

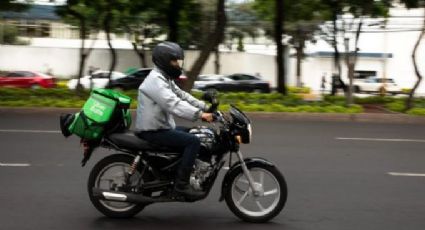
[56,80,69,89]
[1,25,29,45]
[386,101,405,112]
[287,86,311,94]
[402,88,412,94]
[407,108,425,116]
[413,97,425,108]
[323,95,345,104]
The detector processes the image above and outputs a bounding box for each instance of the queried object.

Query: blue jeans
[136,127,200,170]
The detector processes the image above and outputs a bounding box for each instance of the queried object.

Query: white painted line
[388,172,425,177]
[336,137,425,143]
[0,129,61,134]
[0,162,31,167]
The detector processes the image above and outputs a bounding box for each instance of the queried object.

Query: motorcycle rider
[135,41,214,199]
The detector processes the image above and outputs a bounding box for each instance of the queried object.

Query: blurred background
[0,0,425,113]
[1,1,425,229]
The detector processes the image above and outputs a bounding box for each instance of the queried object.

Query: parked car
[193,74,231,91]
[67,71,125,90]
[193,73,271,93]
[0,71,56,89]
[354,77,401,94]
[107,68,187,90]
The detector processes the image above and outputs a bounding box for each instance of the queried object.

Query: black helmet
[152,41,184,79]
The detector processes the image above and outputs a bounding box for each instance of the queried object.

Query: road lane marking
[388,172,425,177]
[336,137,425,143]
[0,162,31,167]
[0,129,61,134]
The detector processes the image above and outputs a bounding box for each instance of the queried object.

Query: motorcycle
[82,92,288,223]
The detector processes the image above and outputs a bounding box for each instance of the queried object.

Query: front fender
[219,157,275,202]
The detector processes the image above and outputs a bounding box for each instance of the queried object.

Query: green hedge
[324,95,397,105]
[3,88,418,115]
[0,88,363,113]
[0,88,89,99]
[2,88,424,115]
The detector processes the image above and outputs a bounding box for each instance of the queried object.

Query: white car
[193,74,232,91]
[354,77,401,94]
[67,71,126,90]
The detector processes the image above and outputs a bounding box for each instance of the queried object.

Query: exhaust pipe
[92,188,173,203]
[92,188,156,203]
[102,191,127,201]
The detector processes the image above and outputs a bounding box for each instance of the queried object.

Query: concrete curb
[1,107,425,124]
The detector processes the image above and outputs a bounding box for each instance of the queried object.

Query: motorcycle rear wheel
[87,154,148,218]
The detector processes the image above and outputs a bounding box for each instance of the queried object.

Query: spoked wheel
[224,164,287,223]
[88,154,149,218]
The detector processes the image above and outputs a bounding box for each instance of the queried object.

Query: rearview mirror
[201,90,217,103]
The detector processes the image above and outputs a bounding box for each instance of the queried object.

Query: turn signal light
[235,135,242,144]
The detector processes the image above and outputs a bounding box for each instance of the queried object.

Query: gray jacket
[136,68,207,131]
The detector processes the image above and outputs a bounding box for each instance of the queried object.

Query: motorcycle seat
[106,131,177,152]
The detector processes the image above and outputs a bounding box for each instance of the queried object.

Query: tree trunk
[77,18,86,92]
[346,20,363,106]
[332,13,341,75]
[347,62,355,105]
[104,11,116,81]
[66,7,86,93]
[406,8,425,111]
[331,11,342,96]
[275,0,286,95]
[167,0,182,42]
[125,27,147,68]
[184,0,226,91]
[131,42,147,68]
[295,46,303,87]
[214,46,220,74]
[344,37,351,104]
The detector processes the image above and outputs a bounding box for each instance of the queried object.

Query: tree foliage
[253,0,331,92]
[184,0,226,91]
[0,0,30,12]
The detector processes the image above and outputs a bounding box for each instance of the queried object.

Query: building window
[41,23,50,37]
[26,21,38,37]
[354,70,377,79]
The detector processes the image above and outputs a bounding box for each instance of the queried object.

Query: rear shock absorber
[129,154,141,175]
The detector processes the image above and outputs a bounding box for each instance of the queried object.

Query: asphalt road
[1,110,425,230]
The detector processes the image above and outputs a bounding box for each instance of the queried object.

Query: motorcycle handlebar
[212,112,219,122]
[207,102,219,113]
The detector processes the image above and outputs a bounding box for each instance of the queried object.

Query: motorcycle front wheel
[224,163,287,223]
[87,154,149,218]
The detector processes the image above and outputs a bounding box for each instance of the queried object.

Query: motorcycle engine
[190,159,213,191]
[189,126,216,162]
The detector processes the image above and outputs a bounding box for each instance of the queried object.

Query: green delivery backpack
[60,89,132,140]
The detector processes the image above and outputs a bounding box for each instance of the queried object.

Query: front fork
[235,151,261,196]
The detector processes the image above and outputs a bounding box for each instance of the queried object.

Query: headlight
[239,124,252,144]
[247,124,252,142]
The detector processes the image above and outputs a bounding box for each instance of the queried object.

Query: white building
[288,6,425,94]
